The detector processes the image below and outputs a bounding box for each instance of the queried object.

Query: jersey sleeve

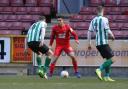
[66,24,71,29]
[88,20,94,32]
[70,28,78,41]
[40,22,47,44]
[40,27,46,44]
[67,24,78,41]
[41,22,47,28]
[103,18,110,30]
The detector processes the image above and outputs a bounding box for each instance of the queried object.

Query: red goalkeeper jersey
[50,24,78,46]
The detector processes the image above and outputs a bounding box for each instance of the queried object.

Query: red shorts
[54,45,74,56]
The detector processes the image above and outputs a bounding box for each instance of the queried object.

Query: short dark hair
[39,16,46,20]
[97,6,104,13]
[57,18,63,21]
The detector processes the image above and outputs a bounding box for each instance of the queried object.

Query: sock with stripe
[36,56,42,69]
[43,57,51,73]
[105,66,111,77]
[99,59,113,71]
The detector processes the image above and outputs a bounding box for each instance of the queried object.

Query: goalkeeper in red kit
[49,18,81,78]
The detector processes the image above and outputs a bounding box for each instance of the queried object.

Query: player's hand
[24,49,29,56]
[109,34,115,41]
[88,44,92,50]
[75,40,79,44]
[49,45,53,50]
[39,42,44,47]
[49,46,52,49]
[111,36,115,41]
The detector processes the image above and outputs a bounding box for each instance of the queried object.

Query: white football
[60,70,69,78]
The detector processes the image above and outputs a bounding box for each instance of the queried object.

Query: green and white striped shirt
[27,21,47,42]
[88,16,111,46]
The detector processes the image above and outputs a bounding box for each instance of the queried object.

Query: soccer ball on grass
[60,70,69,78]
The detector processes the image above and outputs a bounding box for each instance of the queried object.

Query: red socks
[50,60,78,75]
[72,60,78,73]
[49,63,55,75]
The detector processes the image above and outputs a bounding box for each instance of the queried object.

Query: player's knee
[46,49,53,56]
[70,56,76,61]
[112,58,116,63]
[111,56,116,63]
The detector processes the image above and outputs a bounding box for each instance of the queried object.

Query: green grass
[0,76,128,89]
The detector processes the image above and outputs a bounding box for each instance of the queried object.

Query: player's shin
[105,66,110,77]
[99,58,113,71]
[49,63,55,76]
[43,57,51,73]
[36,56,42,69]
[72,59,78,73]
[71,57,81,78]
[49,57,58,76]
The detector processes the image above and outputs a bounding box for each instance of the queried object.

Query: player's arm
[87,31,92,49]
[108,29,115,41]
[103,18,115,41]
[49,27,55,47]
[40,27,46,46]
[87,21,94,50]
[24,35,28,50]
[70,27,79,44]
[24,35,28,55]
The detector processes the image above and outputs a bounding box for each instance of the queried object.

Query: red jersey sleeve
[66,24,78,41]
[71,30,78,41]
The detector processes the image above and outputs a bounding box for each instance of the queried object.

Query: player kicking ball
[49,17,81,78]
[87,6,116,82]
[24,16,53,79]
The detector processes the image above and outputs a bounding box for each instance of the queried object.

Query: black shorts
[27,41,49,55]
[96,44,114,59]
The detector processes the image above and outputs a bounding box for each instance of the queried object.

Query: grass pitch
[0,76,128,89]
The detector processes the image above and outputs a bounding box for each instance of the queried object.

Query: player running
[87,6,116,81]
[49,18,81,78]
[24,16,53,79]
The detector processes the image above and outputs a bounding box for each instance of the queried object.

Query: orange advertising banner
[12,36,32,63]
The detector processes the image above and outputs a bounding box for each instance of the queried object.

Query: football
[60,70,69,78]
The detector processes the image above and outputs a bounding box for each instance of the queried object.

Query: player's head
[39,16,47,27]
[39,16,46,22]
[57,18,64,27]
[97,5,104,16]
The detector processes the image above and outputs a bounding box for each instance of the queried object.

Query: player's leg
[97,58,113,81]
[96,45,115,81]
[28,42,45,78]
[36,55,42,68]
[36,53,46,78]
[104,66,110,77]
[99,59,113,72]
[49,46,63,77]
[99,51,115,81]
[49,56,59,77]
[104,53,116,81]
[103,58,115,82]
[39,44,53,77]
[43,50,53,73]
[65,46,81,78]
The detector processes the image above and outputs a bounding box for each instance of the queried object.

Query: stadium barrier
[0,35,128,67]
[33,40,128,67]
[0,35,32,63]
